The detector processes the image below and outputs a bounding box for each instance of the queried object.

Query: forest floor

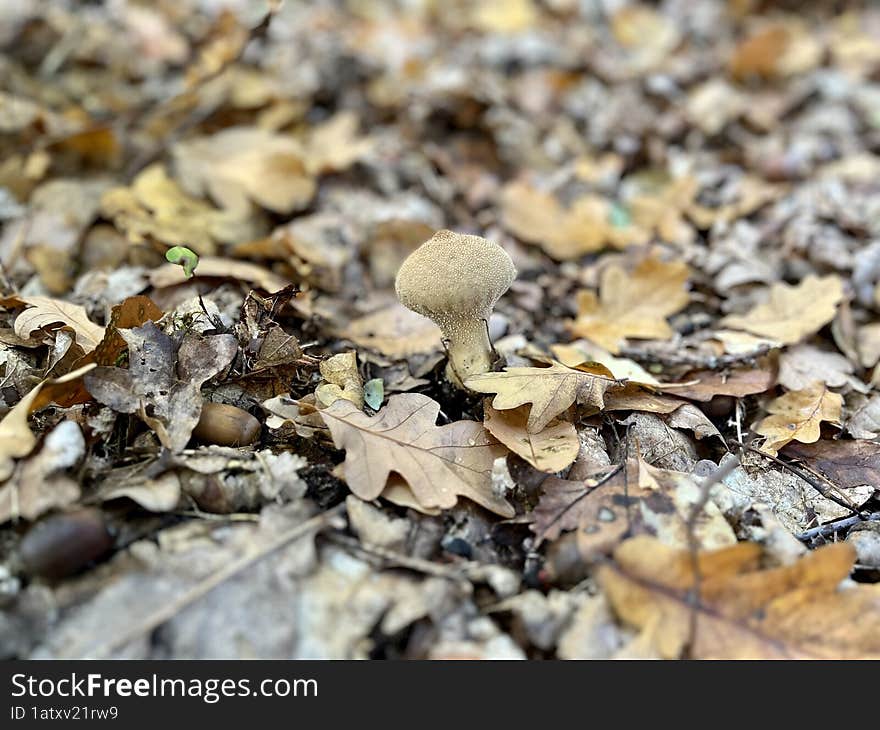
[2,0,880,659]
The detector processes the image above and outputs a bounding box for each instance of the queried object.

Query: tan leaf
[13,296,106,353]
[483,404,579,473]
[320,393,513,516]
[101,164,261,254]
[755,382,843,455]
[721,275,843,345]
[0,364,96,482]
[465,361,617,433]
[599,536,880,658]
[569,257,690,354]
[551,341,661,386]
[149,256,290,292]
[173,127,316,215]
[340,303,442,359]
[315,351,364,409]
[500,181,642,260]
[304,112,373,175]
[660,366,775,402]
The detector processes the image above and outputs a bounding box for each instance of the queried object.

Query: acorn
[19,508,114,580]
[191,402,261,446]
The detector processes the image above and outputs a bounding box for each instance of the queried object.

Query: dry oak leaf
[783,440,880,490]
[320,393,514,516]
[755,382,843,455]
[720,275,843,345]
[340,302,442,359]
[599,536,880,659]
[0,364,96,482]
[465,361,617,434]
[483,404,579,473]
[500,181,643,261]
[173,127,316,215]
[569,257,690,354]
[13,295,106,353]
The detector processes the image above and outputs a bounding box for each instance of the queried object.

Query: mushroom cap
[395,229,516,329]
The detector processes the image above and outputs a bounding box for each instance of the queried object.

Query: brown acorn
[19,508,114,579]
[191,402,261,446]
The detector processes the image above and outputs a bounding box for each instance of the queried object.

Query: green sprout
[165,246,199,278]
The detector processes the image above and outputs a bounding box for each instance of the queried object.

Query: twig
[797,511,880,542]
[682,456,741,659]
[88,504,344,658]
[619,343,771,370]
[324,533,472,591]
[729,439,863,517]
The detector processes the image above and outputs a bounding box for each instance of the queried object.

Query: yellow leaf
[483,404,579,473]
[465,361,617,433]
[500,181,643,260]
[721,275,843,345]
[755,382,843,455]
[13,296,106,353]
[569,257,691,354]
[599,536,880,658]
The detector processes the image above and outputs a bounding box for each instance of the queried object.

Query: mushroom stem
[443,318,494,386]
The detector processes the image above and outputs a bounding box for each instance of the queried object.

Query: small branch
[797,511,880,543]
[729,439,863,517]
[619,343,771,370]
[89,504,343,658]
[683,456,741,659]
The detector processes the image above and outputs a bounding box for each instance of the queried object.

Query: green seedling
[165,246,199,278]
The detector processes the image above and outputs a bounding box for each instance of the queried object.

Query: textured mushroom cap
[395,229,516,330]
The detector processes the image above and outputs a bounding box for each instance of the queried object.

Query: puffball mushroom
[395,229,516,386]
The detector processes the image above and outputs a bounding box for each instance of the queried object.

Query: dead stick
[797,511,880,542]
[89,504,344,658]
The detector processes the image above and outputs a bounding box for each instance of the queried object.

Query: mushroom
[395,229,516,386]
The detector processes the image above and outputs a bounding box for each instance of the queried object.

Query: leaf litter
[1,0,880,660]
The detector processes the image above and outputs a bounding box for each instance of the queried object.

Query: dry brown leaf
[173,127,316,215]
[660,366,775,402]
[315,351,364,409]
[101,164,261,254]
[340,303,443,359]
[500,181,642,260]
[13,295,106,353]
[149,256,290,292]
[599,536,880,658]
[721,275,843,345]
[483,404,578,473]
[0,364,96,482]
[465,361,617,433]
[551,341,661,386]
[569,257,691,354]
[304,112,373,175]
[783,440,880,490]
[755,382,843,455]
[320,393,513,516]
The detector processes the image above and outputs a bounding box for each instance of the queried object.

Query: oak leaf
[483,404,579,473]
[599,536,880,658]
[569,257,691,354]
[13,295,106,353]
[500,181,643,261]
[721,275,843,345]
[320,393,513,516]
[755,382,843,455]
[465,361,617,433]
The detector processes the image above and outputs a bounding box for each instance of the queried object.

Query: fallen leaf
[483,404,579,473]
[755,383,843,455]
[0,364,96,481]
[551,341,661,386]
[778,344,857,391]
[149,256,290,292]
[84,323,237,452]
[320,393,513,516]
[846,393,880,440]
[465,361,617,433]
[783,440,880,490]
[500,181,642,260]
[13,296,106,353]
[340,302,442,359]
[174,127,316,215]
[721,275,843,345]
[101,164,261,254]
[599,536,880,658]
[315,351,364,409]
[303,112,373,174]
[569,257,691,354]
[660,366,775,402]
